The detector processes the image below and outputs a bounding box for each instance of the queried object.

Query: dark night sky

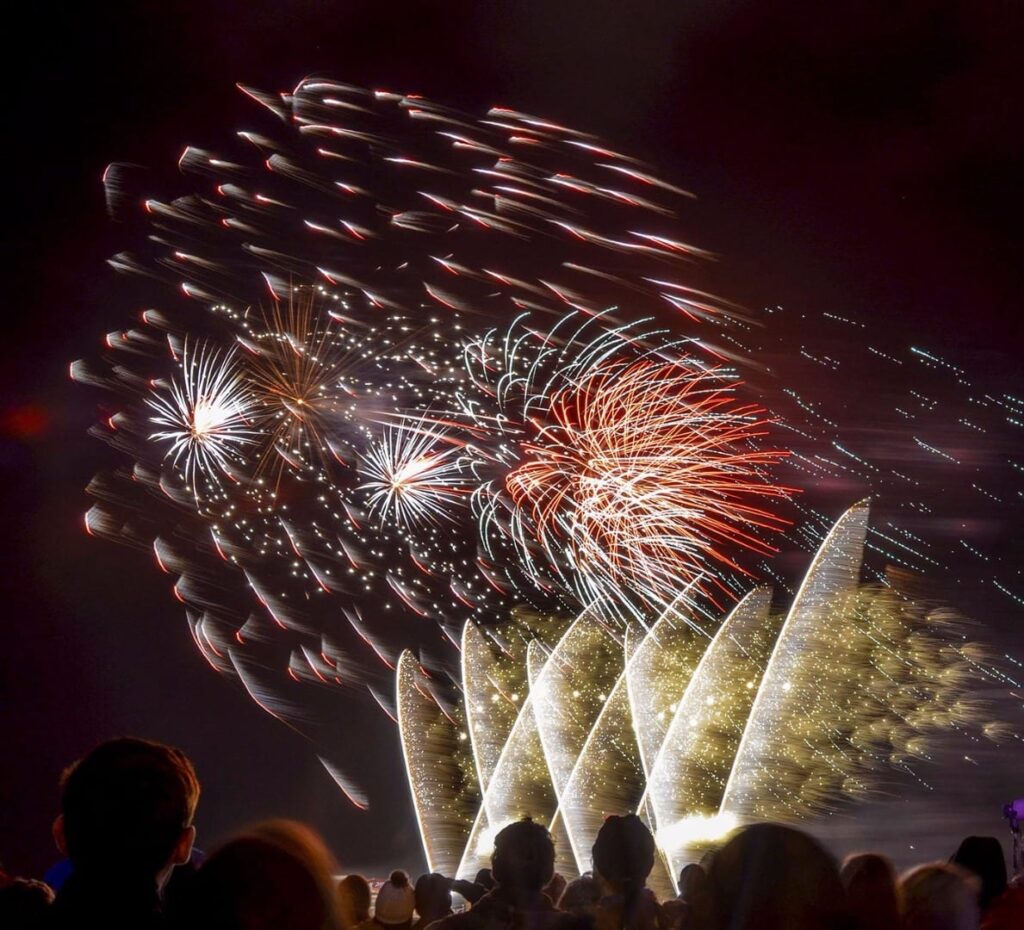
[1,1,1022,879]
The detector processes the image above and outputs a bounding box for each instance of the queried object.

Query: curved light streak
[461,622,513,806]
[455,612,593,879]
[531,613,618,807]
[645,587,774,881]
[556,596,697,896]
[529,612,621,878]
[719,500,870,820]
[397,650,471,875]
[626,597,709,786]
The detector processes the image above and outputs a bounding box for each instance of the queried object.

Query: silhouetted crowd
[1,737,1021,929]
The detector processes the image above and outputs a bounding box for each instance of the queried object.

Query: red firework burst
[505,358,794,612]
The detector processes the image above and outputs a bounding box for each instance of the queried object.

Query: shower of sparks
[457,314,792,624]
[243,294,360,483]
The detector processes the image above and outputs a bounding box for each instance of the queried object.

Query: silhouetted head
[676,862,712,928]
[592,815,655,894]
[840,853,899,930]
[900,862,980,930]
[249,821,338,894]
[183,825,342,930]
[473,869,495,891]
[677,863,708,902]
[950,835,1007,911]
[0,878,55,927]
[56,737,199,878]
[414,873,453,924]
[338,874,372,926]
[706,823,847,930]
[492,819,556,894]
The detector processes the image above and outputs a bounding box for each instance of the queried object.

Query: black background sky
[1,1,1022,878]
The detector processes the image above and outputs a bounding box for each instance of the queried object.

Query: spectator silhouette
[704,823,847,930]
[161,848,206,925]
[951,836,1008,914]
[900,862,980,930]
[474,869,495,892]
[445,870,493,906]
[177,820,343,930]
[364,871,415,930]
[427,819,581,930]
[339,874,372,929]
[979,881,1024,930]
[675,864,711,930]
[413,873,453,930]
[840,853,899,930]
[676,865,706,901]
[591,815,666,930]
[451,877,489,906]
[251,820,340,911]
[44,737,200,930]
[0,878,55,929]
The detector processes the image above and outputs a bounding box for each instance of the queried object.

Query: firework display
[75,78,1021,829]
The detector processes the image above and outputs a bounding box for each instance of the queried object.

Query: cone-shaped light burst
[646,587,778,878]
[719,500,870,822]
[396,651,477,875]
[455,616,591,879]
[626,598,711,797]
[460,622,517,803]
[558,596,705,898]
[530,614,620,818]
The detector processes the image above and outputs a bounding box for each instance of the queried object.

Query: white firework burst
[359,420,470,530]
[148,341,259,491]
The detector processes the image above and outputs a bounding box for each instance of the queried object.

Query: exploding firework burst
[502,356,791,618]
[147,341,259,493]
[443,314,796,622]
[241,293,359,482]
[359,420,471,530]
